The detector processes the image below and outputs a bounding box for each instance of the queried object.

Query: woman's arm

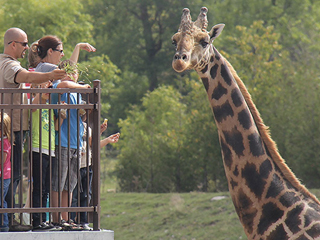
[56,81,91,89]
[70,43,96,64]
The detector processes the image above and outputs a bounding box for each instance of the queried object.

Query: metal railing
[0,80,101,230]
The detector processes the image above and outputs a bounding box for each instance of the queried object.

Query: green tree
[82,0,204,91]
[116,85,186,192]
[0,0,93,67]
[180,74,227,192]
[79,55,121,130]
[220,17,320,188]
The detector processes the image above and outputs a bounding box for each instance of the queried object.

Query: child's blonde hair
[59,59,78,82]
[58,59,77,72]
[1,113,12,142]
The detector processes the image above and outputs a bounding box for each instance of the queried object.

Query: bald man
[0,28,66,232]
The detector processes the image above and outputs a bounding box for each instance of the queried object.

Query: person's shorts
[52,146,80,192]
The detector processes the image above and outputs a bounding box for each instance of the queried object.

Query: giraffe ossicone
[172,7,320,239]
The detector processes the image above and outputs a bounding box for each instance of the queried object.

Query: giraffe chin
[172,60,189,73]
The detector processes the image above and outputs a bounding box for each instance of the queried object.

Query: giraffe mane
[223,57,320,205]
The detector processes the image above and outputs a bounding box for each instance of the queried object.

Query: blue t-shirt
[52,82,84,149]
[35,62,84,149]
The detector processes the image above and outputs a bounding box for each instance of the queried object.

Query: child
[0,113,12,232]
[31,81,64,231]
[70,117,119,230]
[50,60,90,229]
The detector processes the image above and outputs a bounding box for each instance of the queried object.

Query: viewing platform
[1,229,114,240]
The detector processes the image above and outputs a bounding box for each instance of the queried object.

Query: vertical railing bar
[18,92,23,222]
[0,94,3,226]
[0,86,100,228]
[92,80,101,230]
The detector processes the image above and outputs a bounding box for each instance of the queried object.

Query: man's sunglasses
[8,41,28,47]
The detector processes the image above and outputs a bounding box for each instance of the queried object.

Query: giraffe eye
[200,40,208,48]
[172,40,177,48]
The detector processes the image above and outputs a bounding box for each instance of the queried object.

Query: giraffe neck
[195,46,320,239]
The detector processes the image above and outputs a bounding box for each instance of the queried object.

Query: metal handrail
[0,80,101,230]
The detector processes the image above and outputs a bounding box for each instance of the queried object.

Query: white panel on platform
[0,229,114,240]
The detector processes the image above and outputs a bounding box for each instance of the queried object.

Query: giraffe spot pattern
[305,209,320,227]
[248,132,265,157]
[210,64,219,79]
[220,139,232,170]
[295,234,311,240]
[307,223,320,238]
[264,145,273,160]
[266,224,289,240]
[259,159,273,179]
[210,56,214,62]
[233,166,239,176]
[231,88,243,108]
[236,189,257,234]
[309,202,320,212]
[238,108,252,130]
[212,82,227,100]
[212,100,234,123]
[214,48,220,61]
[266,173,284,199]
[223,127,245,157]
[230,178,238,189]
[285,179,296,190]
[279,192,300,208]
[258,202,284,235]
[285,204,304,234]
[220,63,232,86]
[242,163,266,199]
[201,64,208,74]
[201,77,209,92]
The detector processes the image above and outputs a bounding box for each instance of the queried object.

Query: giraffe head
[172,7,225,72]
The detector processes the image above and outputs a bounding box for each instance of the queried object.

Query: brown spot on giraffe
[171,7,320,239]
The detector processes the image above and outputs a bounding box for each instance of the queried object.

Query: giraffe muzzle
[172,52,190,72]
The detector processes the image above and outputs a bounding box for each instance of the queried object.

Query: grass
[99,156,246,239]
[98,155,320,239]
[100,192,246,240]
[99,190,320,240]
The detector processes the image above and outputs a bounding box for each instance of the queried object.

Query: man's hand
[50,69,66,81]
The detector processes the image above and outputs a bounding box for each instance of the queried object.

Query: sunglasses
[53,49,64,54]
[8,41,28,47]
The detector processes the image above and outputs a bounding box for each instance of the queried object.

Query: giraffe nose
[174,53,188,61]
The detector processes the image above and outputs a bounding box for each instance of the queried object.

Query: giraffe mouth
[172,59,190,73]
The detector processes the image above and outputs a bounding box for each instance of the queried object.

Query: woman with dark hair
[32,35,95,73]
[29,35,95,231]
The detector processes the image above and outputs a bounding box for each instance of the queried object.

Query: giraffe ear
[209,24,225,41]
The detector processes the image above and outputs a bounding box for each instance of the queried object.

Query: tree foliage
[2,0,320,192]
[116,86,186,192]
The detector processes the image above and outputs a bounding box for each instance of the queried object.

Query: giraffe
[172,7,320,240]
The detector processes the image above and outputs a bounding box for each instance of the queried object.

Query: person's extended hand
[100,121,108,134]
[76,43,96,52]
[107,133,120,144]
[50,69,66,80]
[59,101,67,119]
